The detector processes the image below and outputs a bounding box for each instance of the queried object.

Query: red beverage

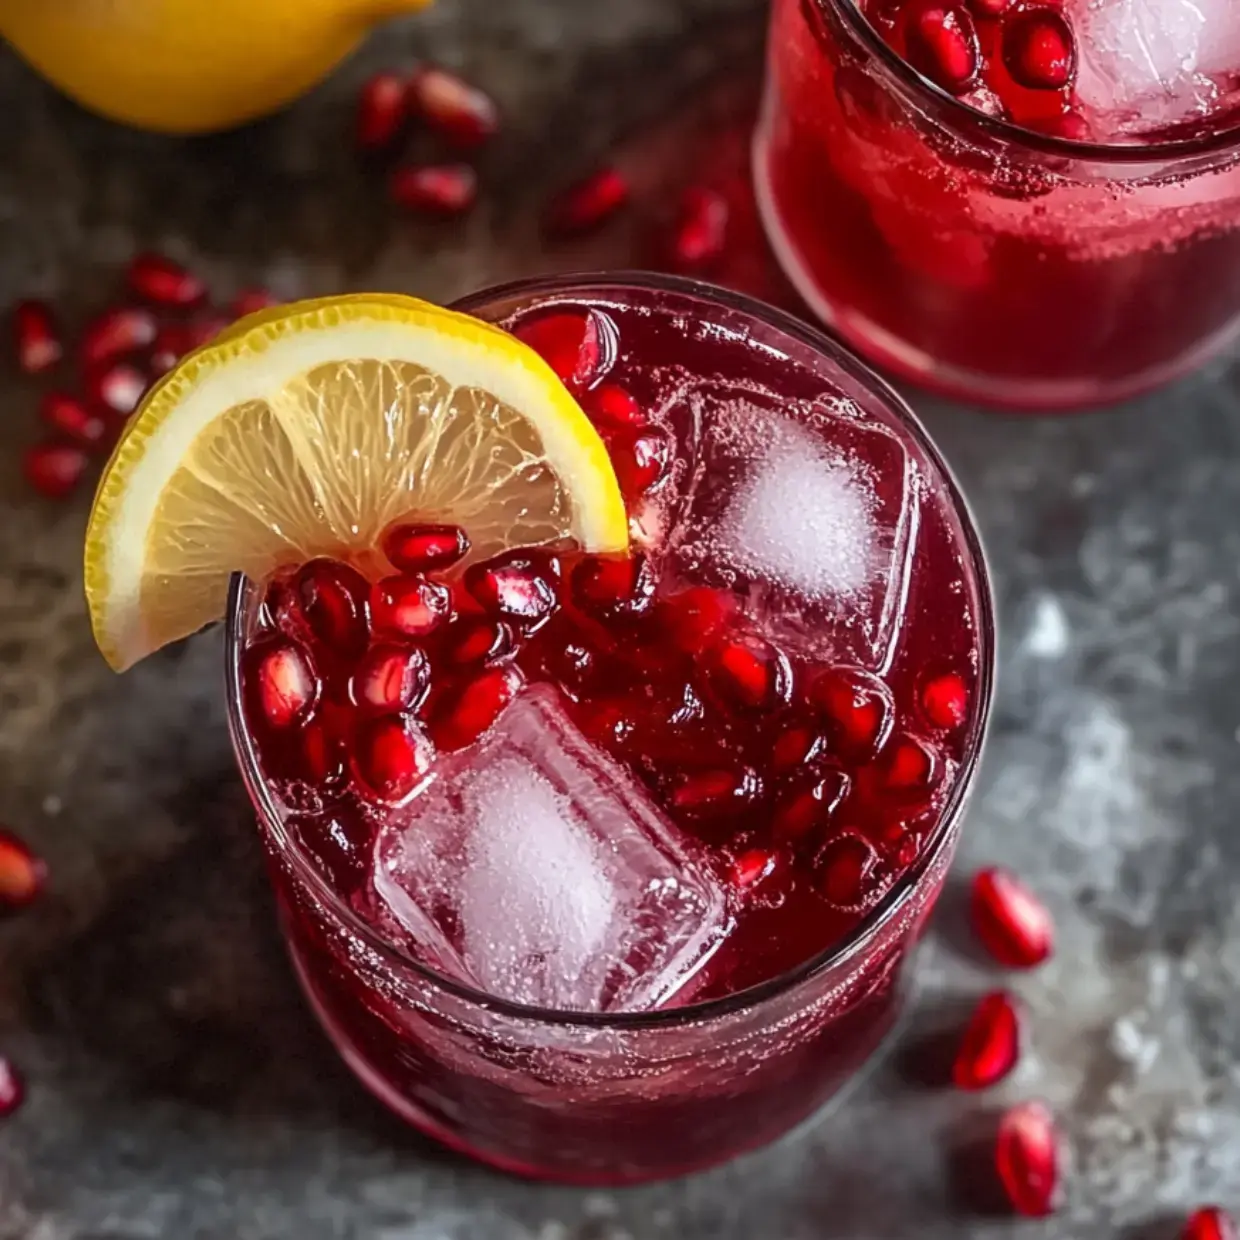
[756,0,1240,410]
[227,274,993,1182]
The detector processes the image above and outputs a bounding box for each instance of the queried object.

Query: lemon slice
[85,293,629,672]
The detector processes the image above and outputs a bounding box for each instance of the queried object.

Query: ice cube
[1069,0,1240,135]
[672,387,916,673]
[371,685,729,1012]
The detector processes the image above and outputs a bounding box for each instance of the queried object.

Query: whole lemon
[0,0,431,135]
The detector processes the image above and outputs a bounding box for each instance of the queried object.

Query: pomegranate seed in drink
[670,767,757,815]
[881,733,939,795]
[351,645,430,713]
[431,665,522,751]
[773,770,848,845]
[971,866,1054,968]
[811,667,894,756]
[248,639,319,729]
[0,1058,24,1117]
[953,991,1022,1089]
[571,553,654,620]
[294,559,371,657]
[585,384,646,429]
[1183,1208,1239,1240]
[352,716,431,803]
[11,299,62,373]
[514,309,614,391]
[389,164,478,216]
[545,167,630,236]
[356,72,407,150]
[443,616,512,666]
[730,848,778,890]
[920,671,968,729]
[40,392,107,449]
[80,306,158,368]
[669,187,729,274]
[87,361,147,417]
[903,2,979,94]
[231,287,280,318]
[609,427,673,496]
[372,574,452,639]
[0,829,47,909]
[966,0,1009,14]
[127,252,207,307]
[23,443,87,498]
[407,66,499,147]
[770,722,830,774]
[705,633,792,712]
[1001,7,1076,91]
[995,1101,1060,1217]
[818,834,880,908]
[381,521,470,574]
[465,551,559,625]
[662,585,732,653]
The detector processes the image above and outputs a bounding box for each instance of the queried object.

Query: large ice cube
[371,686,729,1013]
[1069,0,1240,135]
[672,387,916,673]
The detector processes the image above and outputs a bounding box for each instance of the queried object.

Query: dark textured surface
[0,1,1237,1236]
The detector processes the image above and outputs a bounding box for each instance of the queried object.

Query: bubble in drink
[372,685,729,1013]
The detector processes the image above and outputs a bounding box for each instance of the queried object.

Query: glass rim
[223,269,996,1031]
[815,0,1240,163]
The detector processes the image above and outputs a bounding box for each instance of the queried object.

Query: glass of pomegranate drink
[756,0,1240,410]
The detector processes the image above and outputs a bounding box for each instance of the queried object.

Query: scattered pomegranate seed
[294,559,371,657]
[995,1101,1060,1217]
[11,299,62,373]
[773,770,849,844]
[87,361,147,417]
[662,586,732,653]
[80,306,157,368]
[904,2,980,94]
[465,551,559,624]
[515,309,614,392]
[372,573,452,639]
[381,521,470,574]
[356,71,408,150]
[586,383,646,429]
[127,252,207,308]
[23,443,87,498]
[1182,1208,1239,1240]
[921,671,968,729]
[545,167,630,236]
[231,287,280,318]
[971,866,1054,968]
[1002,6,1076,91]
[408,66,499,148]
[882,733,939,793]
[0,829,47,909]
[811,667,893,756]
[389,164,478,216]
[298,719,347,787]
[818,833,880,907]
[351,715,431,803]
[432,665,522,751]
[610,427,673,496]
[351,644,430,713]
[771,723,829,774]
[40,392,107,449]
[249,640,319,729]
[730,848,778,890]
[706,633,792,712]
[443,616,512,666]
[953,991,1022,1090]
[0,1058,25,1116]
[669,187,729,274]
[670,767,756,814]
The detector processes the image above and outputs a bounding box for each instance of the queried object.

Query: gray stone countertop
[0,1,1237,1236]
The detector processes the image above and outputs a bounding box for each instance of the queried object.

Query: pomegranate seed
[465,551,559,624]
[905,2,980,94]
[40,392,107,449]
[953,991,1022,1090]
[967,0,1010,13]
[293,559,371,656]
[818,833,879,907]
[389,164,477,216]
[249,640,319,729]
[773,770,849,844]
[23,443,87,498]
[1183,1208,1239,1240]
[297,718,347,787]
[662,586,732,653]
[771,723,829,774]
[571,552,654,619]
[669,187,729,274]
[730,848,778,890]
[995,1101,1060,1217]
[1040,110,1090,140]
[1002,6,1076,91]
[443,616,513,666]
[231,287,280,318]
[670,767,757,814]
[882,733,939,793]
[921,671,968,729]
[127,253,206,308]
[515,309,614,392]
[372,573,452,639]
[433,665,522,751]
[545,167,630,236]
[705,633,792,712]
[0,1058,25,1116]
[80,306,157,368]
[351,645,430,713]
[584,383,645,431]
[811,667,893,756]
[610,427,673,496]
[408,66,499,148]
[291,806,371,892]
[381,521,470,574]
[87,361,147,417]
[352,715,431,803]
[971,866,1054,968]
[356,72,407,150]
[11,299,62,373]
[0,829,47,908]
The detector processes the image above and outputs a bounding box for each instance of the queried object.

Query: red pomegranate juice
[228,275,993,1182]
[756,0,1240,410]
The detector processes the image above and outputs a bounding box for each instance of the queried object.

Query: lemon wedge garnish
[85,293,628,671]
